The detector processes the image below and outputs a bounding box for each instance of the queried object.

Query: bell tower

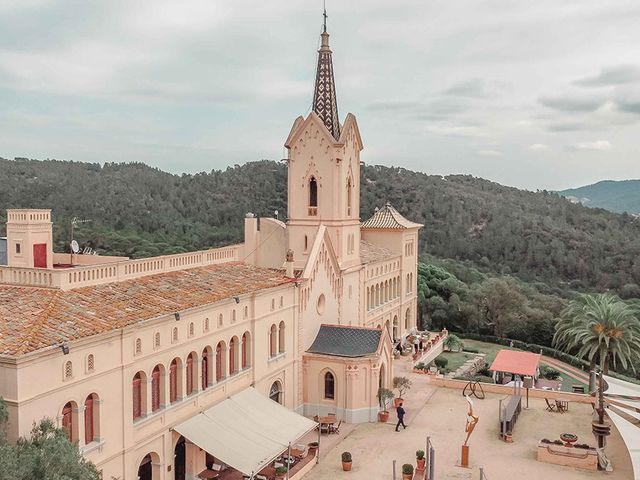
[285,9,363,270]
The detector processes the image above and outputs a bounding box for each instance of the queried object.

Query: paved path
[302,355,633,480]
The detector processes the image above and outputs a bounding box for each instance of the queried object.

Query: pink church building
[0,18,423,480]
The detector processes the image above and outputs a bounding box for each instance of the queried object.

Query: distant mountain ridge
[560,180,640,215]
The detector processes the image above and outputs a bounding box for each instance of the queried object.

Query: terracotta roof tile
[0,262,291,357]
[359,241,398,264]
[361,203,423,230]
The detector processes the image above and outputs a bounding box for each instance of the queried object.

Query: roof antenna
[323,0,327,33]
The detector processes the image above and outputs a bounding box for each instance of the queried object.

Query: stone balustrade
[0,244,241,290]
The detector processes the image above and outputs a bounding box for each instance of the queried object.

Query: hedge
[457,332,640,385]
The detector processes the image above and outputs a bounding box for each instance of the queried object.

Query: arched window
[309,177,318,207]
[229,337,238,375]
[405,308,411,330]
[324,372,335,400]
[86,354,95,373]
[218,313,223,326]
[204,317,210,332]
[216,342,225,382]
[62,401,76,442]
[242,332,250,369]
[64,361,73,379]
[202,348,210,390]
[269,324,277,357]
[172,327,178,343]
[347,178,352,216]
[270,381,282,404]
[154,332,160,349]
[135,338,142,355]
[244,306,249,318]
[151,365,162,412]
[84,393,99,444]
[186,353,195,396]
[278,321,285,353]
[189,322,194,337]
[169,358,180,404]
[133,372,145,420]
[393,316,399,341]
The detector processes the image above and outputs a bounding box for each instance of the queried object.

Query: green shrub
[416,450,425,460]
[341,451,352,463]
[462,347,479,353]
[275,466,289,475]
[415,362,427,370]
[434,357,448,369]
[402,464,414,474]
[540,366,561,380]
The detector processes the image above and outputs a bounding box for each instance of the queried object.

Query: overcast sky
[1,1,639,190]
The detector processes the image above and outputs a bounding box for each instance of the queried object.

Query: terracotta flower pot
[416,458,426,470]
[402,473,413,480]
[378,410,390,422]
[342,461,352,471]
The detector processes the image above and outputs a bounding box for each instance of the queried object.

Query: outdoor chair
[329,420,342,435]
[544,398,557,412]
[555,399,568,413]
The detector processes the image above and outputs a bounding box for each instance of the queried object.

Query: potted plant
[402,463,414,480]
[275,466,288,480]
[416,450,426,470]
[377,387,394,422]
[393,376,412,406]
[341,451,352,471]
[307,441,319,454]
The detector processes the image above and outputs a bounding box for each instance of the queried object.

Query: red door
[33,243,47,268]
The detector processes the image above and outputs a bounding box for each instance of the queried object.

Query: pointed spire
[312,5,340,140]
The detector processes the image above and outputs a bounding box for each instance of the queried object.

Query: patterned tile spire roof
[312,7,340,140]
[361,203,424,230]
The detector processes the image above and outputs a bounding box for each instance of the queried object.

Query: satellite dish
[70,240,79,254]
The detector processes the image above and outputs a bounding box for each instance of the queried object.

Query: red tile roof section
[0,262,291,356]
[489,349,541,377]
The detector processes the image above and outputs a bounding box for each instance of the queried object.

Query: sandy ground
[303,357,634,480]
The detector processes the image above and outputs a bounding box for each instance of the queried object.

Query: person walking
[395,402,407,431]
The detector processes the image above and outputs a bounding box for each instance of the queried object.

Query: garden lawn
[434,350,474,373]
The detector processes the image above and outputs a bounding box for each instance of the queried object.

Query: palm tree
[553,293,640,446]
[444,334,464,352]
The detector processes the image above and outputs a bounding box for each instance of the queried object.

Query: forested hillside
[2,157,640,298]
[560,179,640,215]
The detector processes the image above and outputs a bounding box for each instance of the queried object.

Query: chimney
[285,249,295,278]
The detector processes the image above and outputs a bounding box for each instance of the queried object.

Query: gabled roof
[307,324,382,358]
[489,350,540,377]
[361,203,423,230]
[0,263,292,357]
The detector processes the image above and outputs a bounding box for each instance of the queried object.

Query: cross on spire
[312,5,340,140]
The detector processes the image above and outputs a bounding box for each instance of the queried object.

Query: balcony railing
[0,244,241,290]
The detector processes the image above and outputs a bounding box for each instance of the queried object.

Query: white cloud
[477,149,502,157]
[572,140,612,150]
[529,143,549,151]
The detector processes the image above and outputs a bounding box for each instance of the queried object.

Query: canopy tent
[602,375,640,479]
[174,387,317,476]
[606,409,640,478]
[489,350,540,377]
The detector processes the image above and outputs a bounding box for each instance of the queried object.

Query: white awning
[174,387,317,476]
[607,409,640,479]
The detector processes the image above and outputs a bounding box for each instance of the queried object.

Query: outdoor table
[317,415,336,434]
